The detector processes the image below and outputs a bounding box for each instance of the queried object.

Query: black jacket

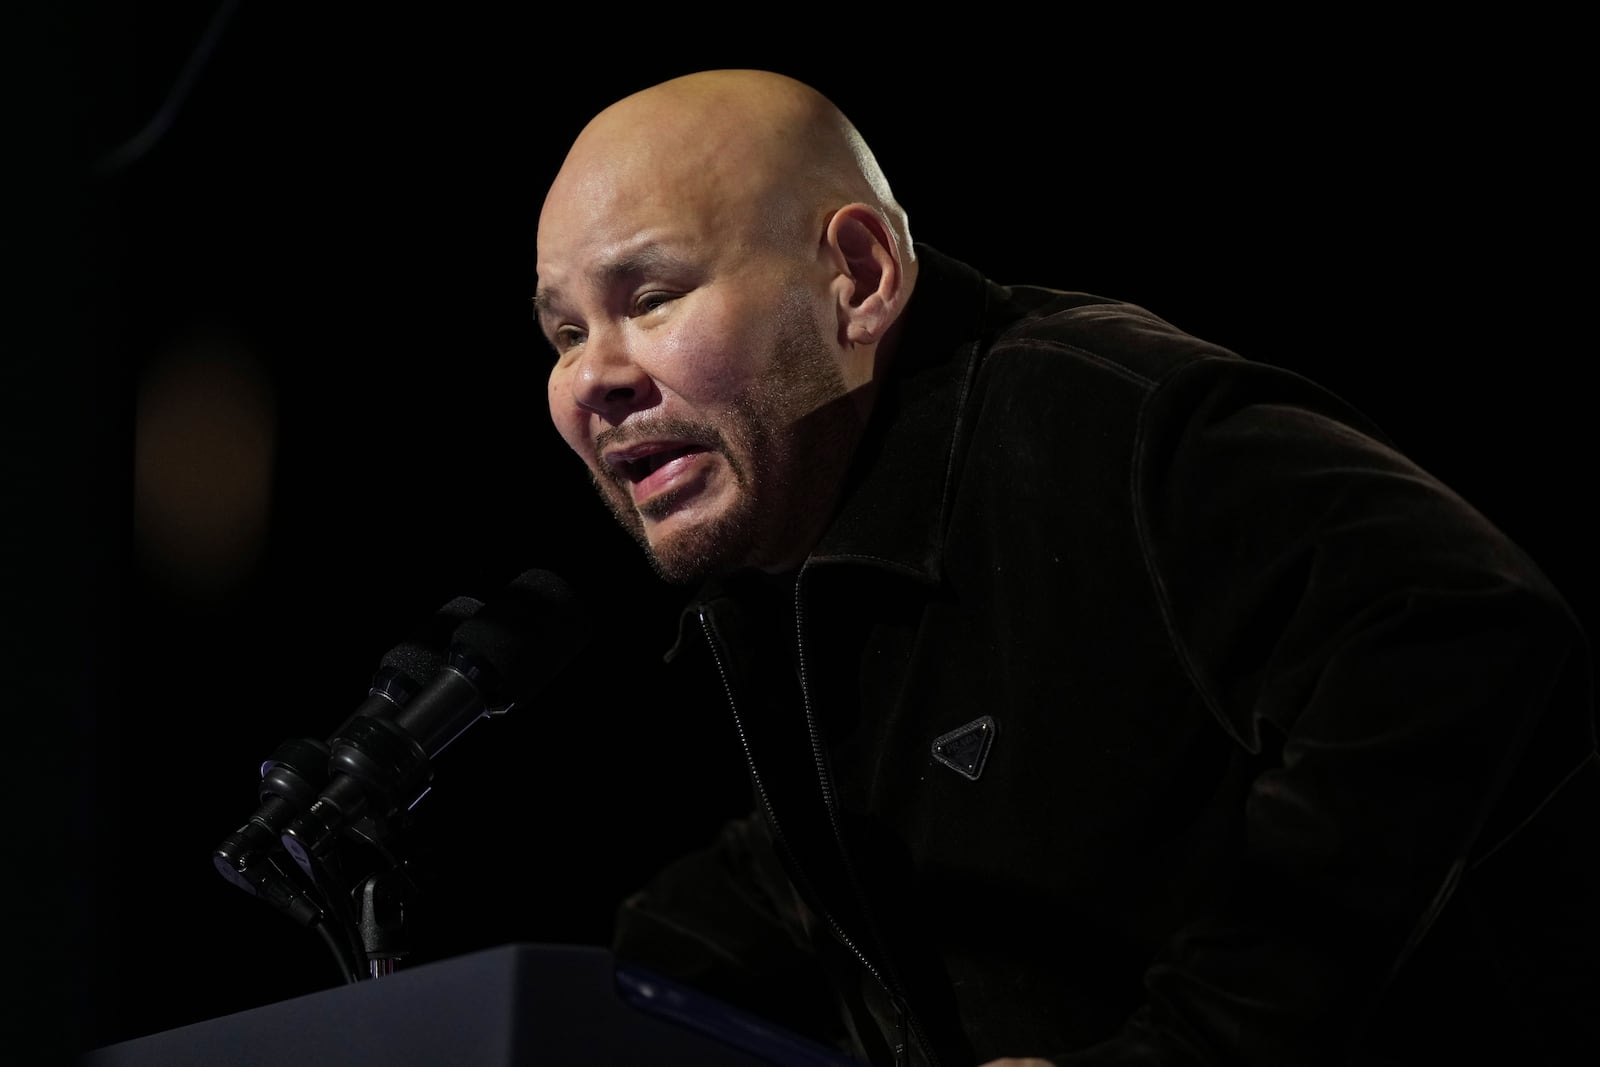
[613,244,1598,1066]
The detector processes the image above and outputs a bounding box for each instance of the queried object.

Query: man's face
[538,216,858,584]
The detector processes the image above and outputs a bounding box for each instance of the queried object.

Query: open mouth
[611,444,706,484]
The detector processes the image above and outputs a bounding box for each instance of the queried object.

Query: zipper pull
[892,995,910,1067]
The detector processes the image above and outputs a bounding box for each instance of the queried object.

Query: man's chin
[638,507,757,586]
[590,461,756,584]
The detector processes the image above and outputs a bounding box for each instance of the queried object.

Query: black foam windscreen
[449,569,592,703]
[379,594,485,683]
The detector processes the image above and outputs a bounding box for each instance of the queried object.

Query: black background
[15,4,1591,1063]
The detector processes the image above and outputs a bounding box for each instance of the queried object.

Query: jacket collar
[672,244,997,649]
[804,243,995,584]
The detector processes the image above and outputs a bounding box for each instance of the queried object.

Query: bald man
[538,69,913,585]
[534,70,1598,1066]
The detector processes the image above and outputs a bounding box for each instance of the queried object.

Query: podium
[81,943,859,1066]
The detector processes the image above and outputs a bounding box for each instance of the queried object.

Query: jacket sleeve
[610,807,853,1048]
[1062,356,1597,1065]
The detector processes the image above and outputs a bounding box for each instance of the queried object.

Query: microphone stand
[214,733,370,984]
[278,706,447,979]
[214,625,479,985]
[214,571,590,989]
[318,804,423,979]
[215,719,438,984]
[355,855,418,978]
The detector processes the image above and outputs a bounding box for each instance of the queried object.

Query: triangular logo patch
[931,715,996,781]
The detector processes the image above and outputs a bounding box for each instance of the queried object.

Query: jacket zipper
[696,591,930,1067]
[790,568,929,1067]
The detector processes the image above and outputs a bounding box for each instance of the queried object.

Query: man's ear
[825,203,904,346]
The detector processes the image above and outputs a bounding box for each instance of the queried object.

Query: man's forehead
[539,153,713,269]
[534,126,789,314]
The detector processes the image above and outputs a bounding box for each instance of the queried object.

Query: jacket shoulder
[982,282,1246,389]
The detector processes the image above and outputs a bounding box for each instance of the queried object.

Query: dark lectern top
[82,942,859,1067]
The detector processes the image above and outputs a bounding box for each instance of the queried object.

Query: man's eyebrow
[532,245,690,322]
[531,286,559,322]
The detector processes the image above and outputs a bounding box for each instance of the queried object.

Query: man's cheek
[658,325,748,403]
[546,393,588,459]
[545,380,569,436]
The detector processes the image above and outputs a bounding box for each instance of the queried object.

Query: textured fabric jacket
[612,244,1598,1066]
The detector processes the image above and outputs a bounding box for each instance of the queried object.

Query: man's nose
[570,328,652,420]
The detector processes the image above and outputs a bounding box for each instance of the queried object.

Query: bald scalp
[545,69,910,257]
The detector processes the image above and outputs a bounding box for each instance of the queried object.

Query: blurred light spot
[134,326,277,599]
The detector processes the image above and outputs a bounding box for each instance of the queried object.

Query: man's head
[536,69,917,584]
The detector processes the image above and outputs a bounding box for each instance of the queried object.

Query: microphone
[212,594,486,919]
[280,568,592,875]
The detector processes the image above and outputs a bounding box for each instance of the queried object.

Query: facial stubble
[589,308,858,585]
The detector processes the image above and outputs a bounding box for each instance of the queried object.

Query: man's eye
[553,327,585,353]
[636,292,673,314]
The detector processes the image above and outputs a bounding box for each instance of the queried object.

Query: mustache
[593,417,728,461]
[591,415,748,496]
